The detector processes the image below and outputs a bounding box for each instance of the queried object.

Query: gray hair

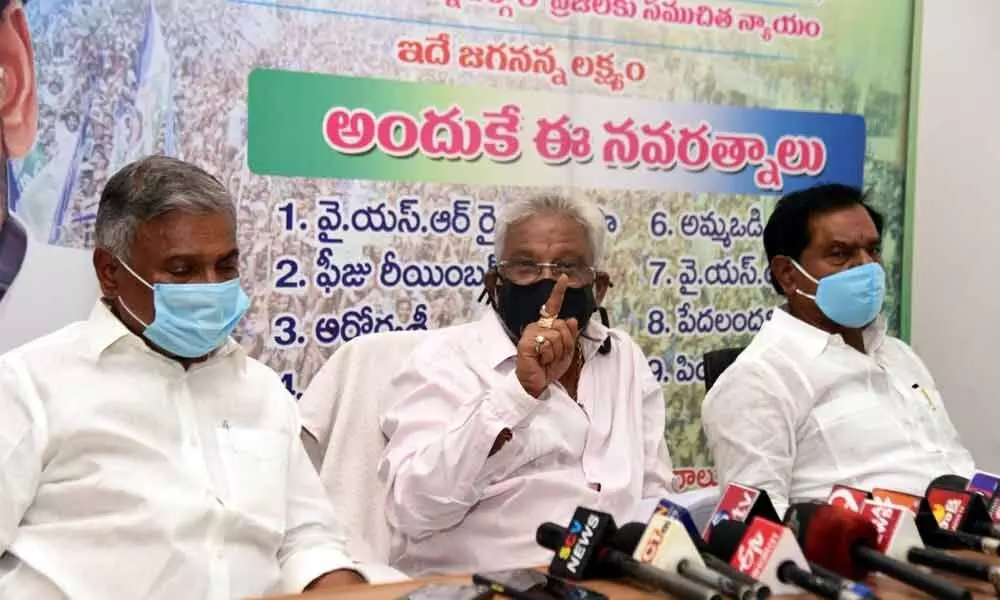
[94,155,235,258]
[494,194,606,266]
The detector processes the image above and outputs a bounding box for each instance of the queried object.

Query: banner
[2,0,917,487]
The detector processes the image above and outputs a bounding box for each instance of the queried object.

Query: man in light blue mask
[0,156,404,599]
[703,183,974,516]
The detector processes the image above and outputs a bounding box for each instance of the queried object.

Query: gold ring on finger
[537,316,555,329]
[534,335,546,355]
[540,305,555,319]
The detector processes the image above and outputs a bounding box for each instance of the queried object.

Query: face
[94,211,240,332]
[396,298,412,323]
[497,212,608,304]
[771,204,882,324]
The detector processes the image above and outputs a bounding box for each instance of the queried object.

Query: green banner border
[901,0,924,343]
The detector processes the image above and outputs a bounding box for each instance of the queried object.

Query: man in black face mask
[378,194,675,575]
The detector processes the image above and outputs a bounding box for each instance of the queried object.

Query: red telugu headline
[322,104,827,191]
[397,33,647,93]
[442,0,823,42]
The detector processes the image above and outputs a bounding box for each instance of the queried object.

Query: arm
[636,344,675,498]
[701,362,797,515]
[278,387,376,593]
[379,345,544,539]
[0,358,44,552]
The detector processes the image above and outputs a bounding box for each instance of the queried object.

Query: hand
[304,569,367,592]
[515,275,580,398]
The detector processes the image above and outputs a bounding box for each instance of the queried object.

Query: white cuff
[280,544,358,593]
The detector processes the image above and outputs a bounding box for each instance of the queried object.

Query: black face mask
[496,278,597,340]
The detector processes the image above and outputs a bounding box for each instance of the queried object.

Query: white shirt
[0,302,386,600]
[702,308,975,516]
[0,218,99,355]
[379,311,675,575]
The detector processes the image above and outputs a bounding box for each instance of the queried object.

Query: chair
[298,329,433,566]
[703,347,746,392]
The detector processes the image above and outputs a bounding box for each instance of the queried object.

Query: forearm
[383,374,544,536]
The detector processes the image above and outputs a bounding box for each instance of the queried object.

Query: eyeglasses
[497,260,596,286]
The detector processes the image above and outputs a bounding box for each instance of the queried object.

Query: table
[265,551,1000,599]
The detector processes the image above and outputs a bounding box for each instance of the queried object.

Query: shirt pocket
[217,426,289,532]
[812,393,908,469]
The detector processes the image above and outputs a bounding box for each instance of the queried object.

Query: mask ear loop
[595,271,613,356]
[478,267,499,308]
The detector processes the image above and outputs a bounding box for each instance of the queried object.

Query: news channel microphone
[927,475,1000,539]
[536,507,722,600]
[826,484,1000,558]
[855,500,1000,591]
[783,502,972,600]
[966,471,1000,527]
[703,483,780,542]
[827,484,873,513]
[967,471,1000,499]
[615,517,763,600]
[654,498,771,598]
[706,518,877,600]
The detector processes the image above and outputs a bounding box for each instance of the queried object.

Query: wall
[911,0,1000,471]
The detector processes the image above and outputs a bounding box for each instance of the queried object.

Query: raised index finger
[543,274,570,318]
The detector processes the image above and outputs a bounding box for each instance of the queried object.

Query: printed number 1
[277,201,295,232]
[281,371,303,399]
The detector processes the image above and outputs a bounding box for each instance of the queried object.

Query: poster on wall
[1,0,916,489]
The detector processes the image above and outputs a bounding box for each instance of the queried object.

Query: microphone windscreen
[786,503,878,582]
[536,522,567,551]
[930,474,970,492]
[611,522,647,554]
[703,519,749,562]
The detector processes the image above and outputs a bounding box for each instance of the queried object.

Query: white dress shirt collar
[768,305,887,359]
[83,300,244,367]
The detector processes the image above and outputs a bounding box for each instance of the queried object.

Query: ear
[0,5,36,158]
[93,248,119,300]
[770,255,799,297]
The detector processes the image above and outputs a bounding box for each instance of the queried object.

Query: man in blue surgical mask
[702,183,974,515]
[0,156,403,599]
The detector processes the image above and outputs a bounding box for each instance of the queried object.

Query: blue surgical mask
[792,261,885,329]
[116,259,250,358]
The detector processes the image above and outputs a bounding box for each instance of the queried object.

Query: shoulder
[0,320,91,371]
[240,353,296,398]
[701,336,790,420]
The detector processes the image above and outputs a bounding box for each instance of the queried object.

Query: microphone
[537,507,722,600]
[707,518,877,600]
[616,517,761,600]
[704,483,780,542]
[827,484,872,513]
[928,475,1000,538]
[857,500,1000,590]
[967,471,1000,499]
[654,498,771,598]
[870,488,924,515]
[783,502,972,600]
[965,472,1000,526]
